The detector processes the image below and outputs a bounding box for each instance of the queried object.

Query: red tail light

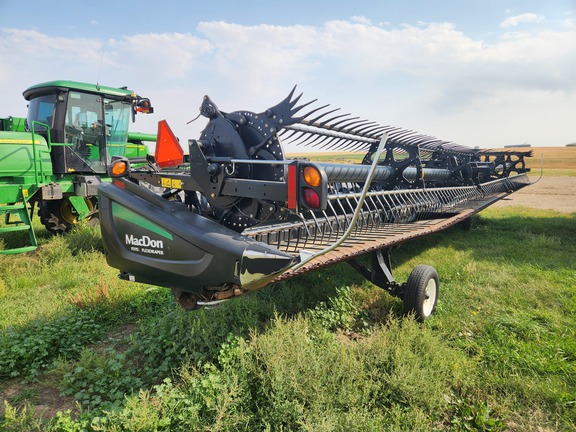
[303,188,321,209]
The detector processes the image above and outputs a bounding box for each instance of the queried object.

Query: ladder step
[0,189,37,254]
[0,245,38,255]
[0,224,32,233]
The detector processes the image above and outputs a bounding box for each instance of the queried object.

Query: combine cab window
[27,94,56,132]
[104,98,131,158]
[64,92,106,172]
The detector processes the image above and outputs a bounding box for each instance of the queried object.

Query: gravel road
[493,176,576,214]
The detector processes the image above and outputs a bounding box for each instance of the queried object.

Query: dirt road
[493,176,576,214]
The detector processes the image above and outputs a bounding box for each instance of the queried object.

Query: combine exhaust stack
[99,88,533,319]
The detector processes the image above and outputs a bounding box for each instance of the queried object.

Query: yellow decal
[161,178,182,189]
[0,139,42,144]
[23,189,29,198]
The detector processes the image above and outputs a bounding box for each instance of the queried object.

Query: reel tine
[325,116,361,130]
[278,128,307,143]
[299,103,331,122]
[341,119,374,133]
[351,122,379,135]
[292,98,318,116]
[307,107,341,125]
[315,135,343,149]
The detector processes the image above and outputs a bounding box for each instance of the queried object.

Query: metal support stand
[347,248,405,298]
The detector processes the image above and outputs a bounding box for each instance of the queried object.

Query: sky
[0,0,575,153]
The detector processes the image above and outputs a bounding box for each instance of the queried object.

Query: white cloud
[195,21,320,98]
[560,18,576,29]
[107,32,211,79]
[0,17,575,148]
[500,13,545,28]
[0,28,102,62]
[351,16,372,25]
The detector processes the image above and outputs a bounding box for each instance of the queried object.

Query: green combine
[0,80,155,254]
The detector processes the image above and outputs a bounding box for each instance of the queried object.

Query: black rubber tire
[403,265,439,322]
[38,197,97,235]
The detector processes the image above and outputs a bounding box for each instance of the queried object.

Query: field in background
[1,148,575,431]
[287,146,576,176]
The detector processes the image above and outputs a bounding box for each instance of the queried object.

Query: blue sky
[1,0,575,151]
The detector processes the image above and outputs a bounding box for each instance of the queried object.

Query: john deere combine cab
[99,88,533,320]
[0,80,154,253]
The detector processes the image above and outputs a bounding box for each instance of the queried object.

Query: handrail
[30,121,51,186]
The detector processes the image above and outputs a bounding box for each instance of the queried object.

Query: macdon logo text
[125,234,164,249]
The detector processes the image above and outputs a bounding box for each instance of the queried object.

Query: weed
[57,348,143,409]
[0,309,109,379]
[64,223,105,255]
[67,280,110,309]
[308,286,357,331]
[448,388,507,431]
[0,401,43,431]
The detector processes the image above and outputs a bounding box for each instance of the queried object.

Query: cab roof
[23,80,136,101]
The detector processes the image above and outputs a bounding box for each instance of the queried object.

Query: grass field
[1,156,575,430]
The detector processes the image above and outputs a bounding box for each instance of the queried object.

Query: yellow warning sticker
[161,178,182,189]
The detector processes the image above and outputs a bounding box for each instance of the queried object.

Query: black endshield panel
[98,181,295,295]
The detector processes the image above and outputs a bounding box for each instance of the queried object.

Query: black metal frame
[347,248,405,298]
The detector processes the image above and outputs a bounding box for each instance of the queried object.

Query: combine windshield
[64,91,105,172]
[63,92,132,172]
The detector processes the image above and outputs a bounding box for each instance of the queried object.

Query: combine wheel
[403,265,439,322]
[38,197,97,234]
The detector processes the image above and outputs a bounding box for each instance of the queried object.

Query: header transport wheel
[403,265,439,322]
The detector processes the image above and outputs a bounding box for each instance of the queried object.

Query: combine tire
[403,265,439,322]
[38,198,96,234]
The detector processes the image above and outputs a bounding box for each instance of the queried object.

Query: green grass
[539,168,576,177]
[1,207,575,431]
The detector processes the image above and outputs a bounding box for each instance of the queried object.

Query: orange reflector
[155,120,184,169]
[112,179,125,188]
[303,166,322,187]
[303,188,321,209]
[111,160,128,177]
